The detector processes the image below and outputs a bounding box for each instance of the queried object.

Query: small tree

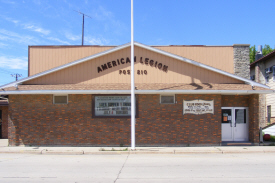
[250,45,275,63]
[249,45,256,63]
[262,44,274,56]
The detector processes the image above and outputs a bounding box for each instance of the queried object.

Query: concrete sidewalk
[0,146,275,155]
[1,139,274,155]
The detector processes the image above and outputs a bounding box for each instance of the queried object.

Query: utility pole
[130,0,135,150]
[11,74,22,81]
[74,10,92,45]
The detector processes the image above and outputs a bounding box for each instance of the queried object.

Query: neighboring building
[0,42,272,146]
[263,123,275,136]
[250,47,275,127]
[0,98,9,139]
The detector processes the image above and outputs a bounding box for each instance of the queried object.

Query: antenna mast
[11,73,22,81]
[74,10,92,45]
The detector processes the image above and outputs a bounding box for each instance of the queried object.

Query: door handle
[230,121,232,127]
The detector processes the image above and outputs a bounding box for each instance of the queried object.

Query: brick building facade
[0,42,272,146]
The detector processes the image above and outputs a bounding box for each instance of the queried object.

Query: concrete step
[221,141,253,146]
[0,139,9,147]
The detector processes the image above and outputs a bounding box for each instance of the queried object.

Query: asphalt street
[0,153,274,183]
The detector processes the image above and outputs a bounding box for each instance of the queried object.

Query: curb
[1,150,275,155]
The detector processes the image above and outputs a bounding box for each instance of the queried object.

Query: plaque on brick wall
[183,100,214,115]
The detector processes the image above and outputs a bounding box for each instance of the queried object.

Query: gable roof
[0,42,269,89]
[1,83,272,95]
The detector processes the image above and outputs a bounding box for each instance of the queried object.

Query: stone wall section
[233,44,250,79]
[0,106,8,139]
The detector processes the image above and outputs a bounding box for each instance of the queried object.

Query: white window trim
[53,94,68,104]
[160,94,175,104]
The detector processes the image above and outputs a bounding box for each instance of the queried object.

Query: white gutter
[0,90,273,95]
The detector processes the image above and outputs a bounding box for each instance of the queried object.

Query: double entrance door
[221,107,248,141]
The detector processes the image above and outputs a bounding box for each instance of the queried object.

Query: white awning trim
[0,89,273,95]
[0,42,269,89]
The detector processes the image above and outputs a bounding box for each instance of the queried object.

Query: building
[0,42,272,146]
[250,47,275,126]
[0,99,8,139]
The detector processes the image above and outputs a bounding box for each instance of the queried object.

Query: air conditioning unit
[266,67,272,73]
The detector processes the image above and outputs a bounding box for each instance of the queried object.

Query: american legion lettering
[97,56,169,73]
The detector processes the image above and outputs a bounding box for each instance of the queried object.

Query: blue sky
[0,0,275,86]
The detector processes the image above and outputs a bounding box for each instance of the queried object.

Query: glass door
[221,107,248,141]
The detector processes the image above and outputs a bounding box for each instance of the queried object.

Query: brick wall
[248,94,260,143]
[221,95,249,107]
[221,95,260,143]
[8,94,260,146]
[0,106,9,139]
[136,94,222,146]
[8,94,222,146]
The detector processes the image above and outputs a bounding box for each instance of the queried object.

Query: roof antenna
[74,10,92,45]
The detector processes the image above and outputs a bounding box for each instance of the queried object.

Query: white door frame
[221,107,249,142]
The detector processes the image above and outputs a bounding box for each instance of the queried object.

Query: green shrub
[270,135,275,142]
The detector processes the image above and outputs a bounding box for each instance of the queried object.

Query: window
[265,68,269,83]
[160,95,175,104]
[53,95,68,104]
[94,96,136,117]
[267,105,271,123]
[273,66,275,81]
[250,75,255,81]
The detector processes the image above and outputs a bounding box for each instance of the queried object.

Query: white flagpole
[130,0,135,150]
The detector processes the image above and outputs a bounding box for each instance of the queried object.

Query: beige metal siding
[265,57,275,117]
[29,46,115,76]
[153,46,234,73]
[25,46,242,85]
[29,45,234,76]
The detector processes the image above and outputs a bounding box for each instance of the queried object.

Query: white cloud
[85,36,109,45]
[1,16,51,35]
[4,17,19,24]
[23,24,50,35]
[32,0,41,5]
[0,56,28,70]
[0,42,8,48]
[93,6,113,21]
[47,37,70,45]
[0,0,16,4]
[0,29,38,45]
[65,32,81,41]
